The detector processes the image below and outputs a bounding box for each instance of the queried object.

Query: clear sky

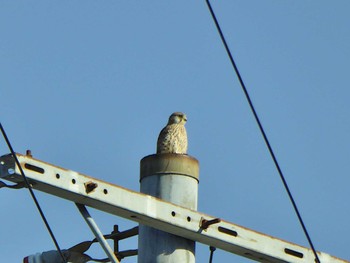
[1,1,349,262]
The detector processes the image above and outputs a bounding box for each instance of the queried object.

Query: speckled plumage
[157,112,188,154]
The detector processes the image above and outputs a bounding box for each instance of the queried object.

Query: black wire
[0,122,68,263]
[209,246,216,263]
[205,1,320,262]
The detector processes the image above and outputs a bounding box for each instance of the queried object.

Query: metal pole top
[140,154,199,182]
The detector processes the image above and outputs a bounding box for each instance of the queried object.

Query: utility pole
[138,153,199,263]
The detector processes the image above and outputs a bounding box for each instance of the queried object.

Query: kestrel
[157,112,188,154]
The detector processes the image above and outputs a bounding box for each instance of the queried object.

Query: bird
[157,112,188,154]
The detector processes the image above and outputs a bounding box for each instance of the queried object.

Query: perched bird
[157,112,188,154]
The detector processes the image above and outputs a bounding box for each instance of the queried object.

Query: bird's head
[168,112,187,125]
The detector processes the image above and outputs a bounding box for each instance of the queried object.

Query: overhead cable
[0,122,68,263]
[204,1,321,262]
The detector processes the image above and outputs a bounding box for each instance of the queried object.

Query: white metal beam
[0,153,348,263]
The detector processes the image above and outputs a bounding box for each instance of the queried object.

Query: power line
[0,122,68,263]
[204,1,321,262]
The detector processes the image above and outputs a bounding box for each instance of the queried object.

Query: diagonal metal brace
[75,203,120,263]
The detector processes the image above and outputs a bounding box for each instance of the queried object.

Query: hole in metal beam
[218,226,238,237]
[284,248,304,258]
[24,163,45,174]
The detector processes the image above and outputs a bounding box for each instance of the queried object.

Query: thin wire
[0,122,68,263]
[209,246,216,263]
[205,1,320,262]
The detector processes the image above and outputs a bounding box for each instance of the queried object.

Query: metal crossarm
[0,153,348,263]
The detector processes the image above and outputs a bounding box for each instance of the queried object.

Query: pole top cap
[140,154,199,182]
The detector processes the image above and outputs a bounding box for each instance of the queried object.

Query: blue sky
[1,1,349,262]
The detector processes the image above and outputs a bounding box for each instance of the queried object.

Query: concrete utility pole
[138,153,199,263]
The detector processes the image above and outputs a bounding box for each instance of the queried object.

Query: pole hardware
[84,181,98,194]
[0,180,24,189]
[200,217,221,230]
[209,246,216,263]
